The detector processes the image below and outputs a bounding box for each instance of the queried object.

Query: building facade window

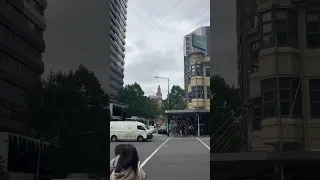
[306,11,320,49]
[191,64,203,76]
[1,0,43,38]
[260,9,298,49]
[253,97,262,130]
[0,78,29,97]
[262,77,302,118]
[279,77,301,117]
[207,87,211,99]
[309,79,320,117]
[262,78,276,117]
[188,92,192,103]
[191,86,204,99]
[205,65,210,77]
[0,51,36,78]
[0,24,41,58]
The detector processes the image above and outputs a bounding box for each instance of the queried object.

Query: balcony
[308,120,320,151]
[190,76,204,86]
[188,99,206,109]
[258,47,301,79]
[250,131,274,152]
[260,118,304,148]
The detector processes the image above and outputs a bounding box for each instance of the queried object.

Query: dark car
[158,125,167,134]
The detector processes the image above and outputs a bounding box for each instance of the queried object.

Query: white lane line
[159,138,196,140]
[196,137,210,150]
[140,137,172,168]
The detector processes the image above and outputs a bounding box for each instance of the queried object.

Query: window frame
[309,79,320,118]
[190,64,203,76]
[252,97,262,131]
[260,9,298,49]
[191,86,204,99]
[306,11,320,49]
[205,65,210,77]
[261,77,302,118]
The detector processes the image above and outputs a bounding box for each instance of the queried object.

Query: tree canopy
[27,64,110,176]
[119,82,158,119]
[210,74,242,153]
[162,85,186,111]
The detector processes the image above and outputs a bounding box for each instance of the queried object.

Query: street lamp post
[154,76,170,136]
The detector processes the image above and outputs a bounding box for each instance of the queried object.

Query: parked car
[158,125,168,134]
[148,126,156,133]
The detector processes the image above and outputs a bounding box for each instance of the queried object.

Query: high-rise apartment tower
[0,0,47,133]
[109,0,127,103]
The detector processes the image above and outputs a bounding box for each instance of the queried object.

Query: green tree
[27,64,110,176]
[168,85,186,110]
[0,157,8,180]
[160,85,186,113]
[210,75,242,153]
[119,82,158,118]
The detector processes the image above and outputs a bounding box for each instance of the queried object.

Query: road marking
[159,137,196,140]
[196,137,210,150]
[140,137,172,168]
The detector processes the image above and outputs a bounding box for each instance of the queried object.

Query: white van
[110,121,153,142]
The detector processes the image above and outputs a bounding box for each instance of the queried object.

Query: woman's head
[114,144,126,156]
[114,144,139,173]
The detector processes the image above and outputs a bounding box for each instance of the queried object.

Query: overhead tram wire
[151,6,210,75]
[210,97,252,140]
[221,108,251,153]
[125,0,185,55]
[215,106,251,153]
[210,98,255,151]
[210,98,254,150]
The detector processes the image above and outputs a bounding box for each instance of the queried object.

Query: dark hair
[114,144,126,156]
[114,144,139,173]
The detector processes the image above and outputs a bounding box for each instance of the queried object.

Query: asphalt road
[110,134,210,180]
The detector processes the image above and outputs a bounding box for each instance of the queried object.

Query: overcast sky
[123,0,210,97]
[43,0,212,99]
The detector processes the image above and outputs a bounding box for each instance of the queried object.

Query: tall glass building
[109,0,127,103]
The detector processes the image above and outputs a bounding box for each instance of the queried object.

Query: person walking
[110,144,148,180]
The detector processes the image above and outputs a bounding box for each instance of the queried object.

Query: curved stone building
[187,52,210,110]
[237,0,320,152]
